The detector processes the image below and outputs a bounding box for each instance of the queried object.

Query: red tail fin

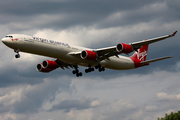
[130,44,148,62]
[130,43,149,68]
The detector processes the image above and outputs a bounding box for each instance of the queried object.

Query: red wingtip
[171,31,177,36]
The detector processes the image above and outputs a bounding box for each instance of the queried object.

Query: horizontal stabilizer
[140,56,173,64]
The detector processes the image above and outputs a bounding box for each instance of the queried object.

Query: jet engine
[116,43,133,54]
[42,60,58,69]
[80,50,97,60]
[36,60,58,73]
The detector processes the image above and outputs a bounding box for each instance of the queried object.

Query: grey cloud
[49,97,99,112]
[0,75,43,88]
[145,105,157,111]
[0,77,73,114]
[0,0,180,119]
[156,92,180,101]
[0,0,167,30]
[94,99,138,120]
[0,0,157,15]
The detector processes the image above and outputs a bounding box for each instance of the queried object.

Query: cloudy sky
[0,0,180,120]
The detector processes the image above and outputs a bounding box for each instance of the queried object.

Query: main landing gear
[85,65,94,73]
[72,64,105,77]
[95,64,105,72]
[14,49,20,58]
[72,65,82,77]
[85,64,105,73]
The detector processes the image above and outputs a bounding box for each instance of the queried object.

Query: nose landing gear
[14,49,20,58]
[15,54,20,58]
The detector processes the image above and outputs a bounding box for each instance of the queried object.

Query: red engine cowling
[80,50,97,60]
[116,43,133,54]
[42,60,58,69]
[36,60,58,73]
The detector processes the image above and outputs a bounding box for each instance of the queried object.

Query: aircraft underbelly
[60,54,135,70]
[102,56,135,70]
[60,54,98,66]
[18,41,66,58]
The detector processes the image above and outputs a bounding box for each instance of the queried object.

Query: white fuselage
[2,34,135,70]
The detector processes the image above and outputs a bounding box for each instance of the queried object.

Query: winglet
[171,31,177,36]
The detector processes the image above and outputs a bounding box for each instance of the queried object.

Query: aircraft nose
[2,38,6,43]
[2,37,11,45]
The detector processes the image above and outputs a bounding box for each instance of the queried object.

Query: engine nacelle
[116,43,133,54]
[36,60,58,73]
[36,63,52,73]
[80,50,97,60]
[42,60,58,69]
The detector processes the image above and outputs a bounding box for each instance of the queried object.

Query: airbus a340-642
[1,31,177,77]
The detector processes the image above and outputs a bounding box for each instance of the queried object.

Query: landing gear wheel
[85,69,89,73]
[14,49,20,58]
[79,72,82,76]
[101,67,105,71]
[90,68,94,71]
[76,74,79,77]
[72,65,82,77]
[85,65,95,73]
[95,65,98,69]
[15,54,20,58]
[72,70,76,74]
[76,72,82,77]
[96,63,105,72]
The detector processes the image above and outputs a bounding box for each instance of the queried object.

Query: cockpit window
[5,36,13,38]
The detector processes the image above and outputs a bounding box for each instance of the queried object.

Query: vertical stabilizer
[130,42,149,68]
[130,44,148,62]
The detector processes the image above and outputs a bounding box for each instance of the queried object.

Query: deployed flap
[140,56,172,64]
[55,59,76,70]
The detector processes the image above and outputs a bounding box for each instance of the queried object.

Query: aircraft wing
[130,31,177,50]
[69,31,177,61]
[93,31,177,60]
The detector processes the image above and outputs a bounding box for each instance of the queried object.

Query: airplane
[1,31,177,77]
